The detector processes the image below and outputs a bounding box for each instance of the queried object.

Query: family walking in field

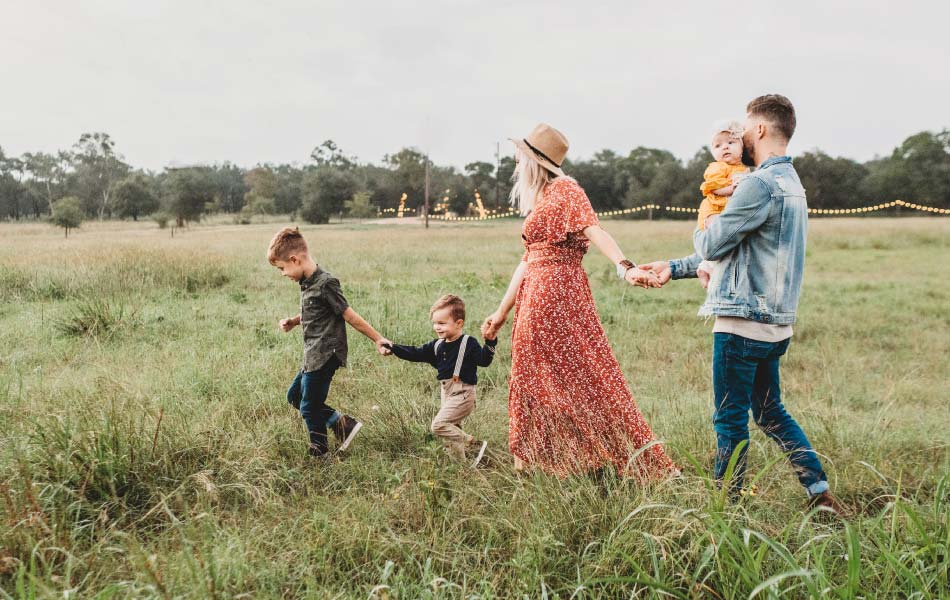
[268,94,843,514]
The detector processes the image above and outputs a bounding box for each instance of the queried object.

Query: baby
[697,120,750,288]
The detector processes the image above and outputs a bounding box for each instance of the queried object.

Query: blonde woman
[482,123,677,478]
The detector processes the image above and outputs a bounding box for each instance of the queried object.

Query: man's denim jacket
[669,156,807,325]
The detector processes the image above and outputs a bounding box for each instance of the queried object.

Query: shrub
[55,297,135,338]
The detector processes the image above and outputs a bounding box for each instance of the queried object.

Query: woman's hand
[482,310,508,339]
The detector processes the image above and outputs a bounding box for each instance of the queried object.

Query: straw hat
[510,123,568,177]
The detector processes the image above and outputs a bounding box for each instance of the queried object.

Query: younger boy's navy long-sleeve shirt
[390,336,497,385]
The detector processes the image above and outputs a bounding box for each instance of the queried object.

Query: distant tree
[50,196,83,237]
[162,167,216,226]
[465,161,495,199]
[862,156,910,207]
[795,151,868,209]
[22,151,70,214]
[643,160,687,211]
[112,173,159,220]
[345,191,377,220]
[891,130,950,208]
[70,132,130,219]
[360,163,401,211]
[300,168,358,224]
[210,163,248,212]
[670,148,715,211]
[311,140,355,170]
[0,148,27,219]
[566,150,626,211]
[243,167,279,215]
[273,164,304,214]
[496,156,515,208]
[384,148,427,209]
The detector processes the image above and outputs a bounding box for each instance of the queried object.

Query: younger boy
[268,226,392,459]
[386,294,496,467]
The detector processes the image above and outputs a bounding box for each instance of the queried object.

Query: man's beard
[741,144,756,167]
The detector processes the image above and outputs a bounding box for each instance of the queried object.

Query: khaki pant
[432,379,476,461]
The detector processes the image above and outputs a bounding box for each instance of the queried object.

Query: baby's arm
[279,314,301,332]
[342,307,392,355]
[711,185,735,196]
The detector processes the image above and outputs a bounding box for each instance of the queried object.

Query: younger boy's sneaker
[331,415,363,452]
[469,439,488,468]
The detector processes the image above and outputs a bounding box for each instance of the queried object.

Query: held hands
[278,316,300,332]
[481,311,507,340]
[376,338,393,356]
[625,267,662,288]
[636,261,672,286]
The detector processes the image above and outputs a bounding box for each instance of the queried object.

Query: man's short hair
[267,227,308,264]
[430,294,466,321]
[747,94,796,141]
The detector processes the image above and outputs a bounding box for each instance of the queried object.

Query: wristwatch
[616,259,636,279]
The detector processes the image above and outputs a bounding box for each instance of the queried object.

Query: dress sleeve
[700,162,734,196]
[541,178,600,244]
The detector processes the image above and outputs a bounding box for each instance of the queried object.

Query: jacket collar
[758,155,792,170]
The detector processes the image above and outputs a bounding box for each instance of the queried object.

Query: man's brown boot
[809,491,847,517]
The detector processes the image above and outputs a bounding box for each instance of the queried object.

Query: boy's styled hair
[430,294,466,321]
[267,227,309,264]
[747,94,796,141]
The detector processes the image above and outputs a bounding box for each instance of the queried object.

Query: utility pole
[494,141,501,209]
[424,153,430,229]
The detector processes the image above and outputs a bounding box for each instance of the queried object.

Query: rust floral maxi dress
[509,177,676,478]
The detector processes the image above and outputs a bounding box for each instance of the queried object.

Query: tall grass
[0,218,947,598]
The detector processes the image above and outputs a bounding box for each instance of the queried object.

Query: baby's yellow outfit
[698,161,749,229]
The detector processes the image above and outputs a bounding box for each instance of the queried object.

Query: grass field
[1,217,948,599]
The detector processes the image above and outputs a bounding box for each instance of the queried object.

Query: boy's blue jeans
[287,356,342,455]
[712,333,828,496]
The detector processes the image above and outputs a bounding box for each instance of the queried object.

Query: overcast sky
[2,1,948,171]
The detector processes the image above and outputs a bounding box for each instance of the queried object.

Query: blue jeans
[287,356,342,455]
[712,333,828,496]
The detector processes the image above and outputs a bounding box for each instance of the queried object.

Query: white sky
[2,1,948,171]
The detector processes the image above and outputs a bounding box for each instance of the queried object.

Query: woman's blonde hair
[509,147,557,215]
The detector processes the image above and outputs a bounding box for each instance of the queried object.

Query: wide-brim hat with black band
[510,123,568,177]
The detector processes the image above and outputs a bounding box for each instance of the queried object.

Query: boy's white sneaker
[332,415,363,452]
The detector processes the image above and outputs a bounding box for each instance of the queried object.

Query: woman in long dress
[482,123,677,478]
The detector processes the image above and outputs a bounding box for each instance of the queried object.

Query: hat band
[524,139,562,168]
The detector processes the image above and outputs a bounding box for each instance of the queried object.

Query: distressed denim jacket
[669,156,807,325]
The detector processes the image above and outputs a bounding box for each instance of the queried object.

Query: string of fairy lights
[391,198,949,221]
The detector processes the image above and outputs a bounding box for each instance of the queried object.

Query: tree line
[1,129,947,230]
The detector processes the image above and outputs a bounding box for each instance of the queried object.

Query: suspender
[434,335,471,382]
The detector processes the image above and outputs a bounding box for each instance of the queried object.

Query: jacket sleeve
[693,176,771,261]
[390,340,437,365]
[669,253,702,280]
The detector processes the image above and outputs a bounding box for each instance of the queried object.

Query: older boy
[268,227,392,459]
